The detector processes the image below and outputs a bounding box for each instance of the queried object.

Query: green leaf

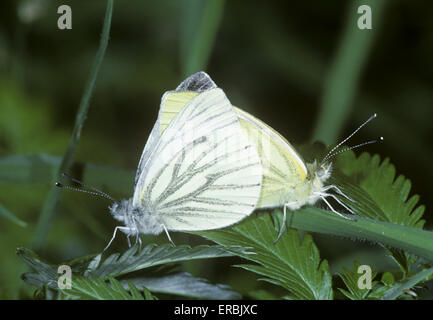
[337,261,377,300]
[87,243,242,278]
[62,276,153,300]
[384,247,412,277]
[245,289,280,300]
[17,244,241,299]
[195,214,333,300]
[381,265,433,300]
[333,151,426,273]
[334,152,425,227]
[0,203,27,227]
[17,247,59,289]
[381,272,395,286]
[123,272,240,300]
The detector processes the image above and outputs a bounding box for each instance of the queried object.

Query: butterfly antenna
[56,173,117,202]
[321,113,378,164]
[324,137,383,161]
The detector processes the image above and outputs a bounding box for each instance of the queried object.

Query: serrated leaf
[337,261,378,300]
[17,244,240,299]
[384,247,413,277]
[88,243,240,278]
[334,152,425,227]
[333,152,427,273]
[17,247,59,289]
[195,214,333,300]
[61,276,152,300]
[123,272,241,300]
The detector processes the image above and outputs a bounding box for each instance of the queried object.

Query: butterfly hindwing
[233,106,307,208]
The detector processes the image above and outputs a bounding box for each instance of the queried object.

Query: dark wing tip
[175,71,218,93]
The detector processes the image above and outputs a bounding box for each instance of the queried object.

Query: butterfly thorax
[109,199,164,236]
[284,161,332,210]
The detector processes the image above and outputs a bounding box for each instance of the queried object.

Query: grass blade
[0,203,27,227]
[31,0,114,251]
[312,0,387,144]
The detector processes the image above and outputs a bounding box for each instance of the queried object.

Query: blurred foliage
[0,0,432,299]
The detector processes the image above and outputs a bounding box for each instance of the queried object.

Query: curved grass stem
[312,0,387,144]
[31,0,114,251]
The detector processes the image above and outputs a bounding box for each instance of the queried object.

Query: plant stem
[31,0,114,251]
[0,203,27,227]
[286,208,433,262]
[381,265,433,300]
[312,0,386,144]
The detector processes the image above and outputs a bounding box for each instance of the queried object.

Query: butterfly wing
[233,106,307,208]
[159,91,199,134]
[134,120,161,186]
[158,72,308,209]
[133,88,262,231]
[175,71,217,92]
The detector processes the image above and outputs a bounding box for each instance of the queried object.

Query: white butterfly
[107,87,263,248]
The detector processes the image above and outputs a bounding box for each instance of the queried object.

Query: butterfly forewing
[133,88,262,231]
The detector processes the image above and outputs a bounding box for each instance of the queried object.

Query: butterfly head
[109,199,164,236]
[306,160,332,195]
[109,199,137,235]
[316,161,332,182]
[110,199,132,222]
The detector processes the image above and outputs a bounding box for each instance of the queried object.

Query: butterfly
[98,85,264,248]
[158,72,382,242]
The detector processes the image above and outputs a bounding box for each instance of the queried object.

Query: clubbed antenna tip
[55,173,117,202]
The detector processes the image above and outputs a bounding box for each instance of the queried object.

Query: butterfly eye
[316,164,329,178]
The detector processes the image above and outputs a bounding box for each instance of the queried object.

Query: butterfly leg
[322,185,357,204]
[126,234,132,248]
[137,236,143,251]
[273,203,288,244]
[103,226,132,252]
[320,196,354,221]
[321,192,356,215]
[162,224,175,247]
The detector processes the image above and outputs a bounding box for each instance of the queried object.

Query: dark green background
[0,0,431,299]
